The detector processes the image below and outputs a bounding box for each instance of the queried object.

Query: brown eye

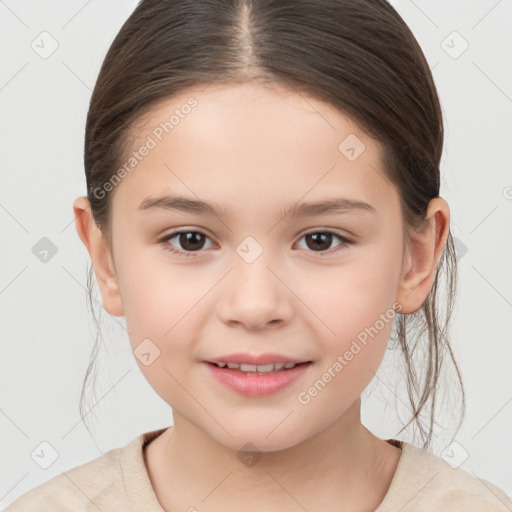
[175,231,207,251]
[305,232,332,251]
[296,230,351,254]
[160,230,214,257]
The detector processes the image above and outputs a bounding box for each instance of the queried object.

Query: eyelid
[158,227,353,257]
[300,227,351,240]
[294,229,352,253]
[158,228,217,257]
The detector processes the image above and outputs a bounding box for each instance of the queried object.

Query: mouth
[205,361,312,374]
[203,359,313,396]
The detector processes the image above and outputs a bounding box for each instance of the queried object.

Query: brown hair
[81,0,464,449]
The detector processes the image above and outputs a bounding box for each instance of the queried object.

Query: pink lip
[203,361,312,397]
[205,352,310,366]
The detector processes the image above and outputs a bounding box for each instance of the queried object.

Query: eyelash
[158,229,352,258]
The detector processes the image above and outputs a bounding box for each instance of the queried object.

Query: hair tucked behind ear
[79,0,465,449]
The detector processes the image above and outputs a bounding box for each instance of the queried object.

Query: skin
[74,82,450,511]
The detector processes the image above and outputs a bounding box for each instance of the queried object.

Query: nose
[217,252,294,331]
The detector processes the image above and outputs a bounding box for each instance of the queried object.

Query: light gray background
[1,0,511,508]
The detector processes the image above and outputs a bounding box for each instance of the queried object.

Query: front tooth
[255,363,275,373]
[274,363,285,371]
[283,362,296,369]
[227,362,240,369]
[240,363,257,372]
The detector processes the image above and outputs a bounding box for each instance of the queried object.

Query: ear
[73,196,124,317]
[396,197,450,314]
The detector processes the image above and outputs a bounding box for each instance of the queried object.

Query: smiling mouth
[206,361,311,374]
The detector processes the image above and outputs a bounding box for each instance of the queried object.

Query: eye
[295,230,351,255]
[159,229,215,257]
[159,228,351,257]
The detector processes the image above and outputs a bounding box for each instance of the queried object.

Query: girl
[6,0,511,510]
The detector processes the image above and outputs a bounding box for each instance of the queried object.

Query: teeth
[214,361,299,372]
[254,363,275,372]
[240,363,257,372]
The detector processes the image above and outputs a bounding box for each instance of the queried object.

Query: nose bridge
[217,236,293,329]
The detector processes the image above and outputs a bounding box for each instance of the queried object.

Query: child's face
[103,83,411,450]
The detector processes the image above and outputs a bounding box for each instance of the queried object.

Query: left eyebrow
[281,197,376,218]
[137,194,376,219]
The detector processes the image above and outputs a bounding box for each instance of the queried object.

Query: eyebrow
[138,194,376,218]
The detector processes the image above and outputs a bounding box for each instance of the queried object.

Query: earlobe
[73,196,125,317]
[396,198,450,314]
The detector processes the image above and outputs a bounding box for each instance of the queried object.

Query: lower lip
[203,362,312,397]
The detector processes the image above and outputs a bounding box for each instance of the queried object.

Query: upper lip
[205,352,311,366]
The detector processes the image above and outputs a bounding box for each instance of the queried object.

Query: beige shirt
[5,428,512,511]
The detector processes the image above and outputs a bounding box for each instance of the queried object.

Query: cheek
[302,246,401,367]
[116,254,221,374]
[116,259,207,404]
[310,256,398,322]
[302,291,396,409]
[115,250,190,344]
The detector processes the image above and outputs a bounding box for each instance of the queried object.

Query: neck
[145,400,401,512]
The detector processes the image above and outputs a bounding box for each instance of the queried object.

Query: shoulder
[4,429,165,512]
[4,446,124,512]
[377,440,512,512]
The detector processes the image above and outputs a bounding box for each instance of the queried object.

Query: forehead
[131,81,368,150]
[112,82,397,219]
